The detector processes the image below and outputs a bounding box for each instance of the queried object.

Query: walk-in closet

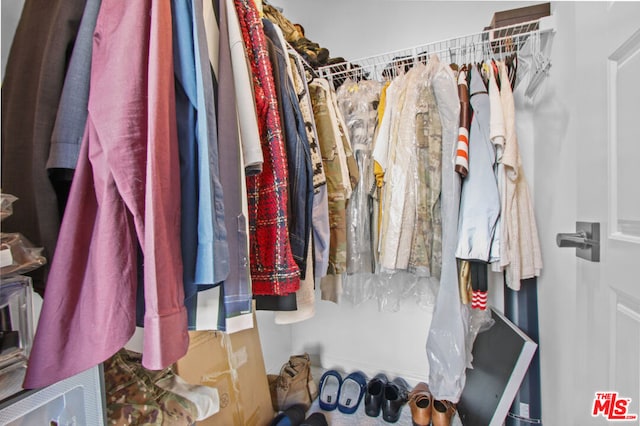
[1,1,639,425]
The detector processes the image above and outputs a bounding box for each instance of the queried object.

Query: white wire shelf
[317,15,556,83]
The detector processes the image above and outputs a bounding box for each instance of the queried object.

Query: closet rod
[317,15,555,81]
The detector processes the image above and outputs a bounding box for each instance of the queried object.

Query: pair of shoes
[432,399,456,426]
[318,370,367,414]
[408,382,433,426]
[364,374,409,423]
[270,406,328,426]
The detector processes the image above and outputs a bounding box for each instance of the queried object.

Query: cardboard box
[488,3,550,30]
[175,313,275,426]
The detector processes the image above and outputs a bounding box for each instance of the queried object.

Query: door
[573,2,640,424]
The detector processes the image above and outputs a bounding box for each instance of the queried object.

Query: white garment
[497,62,543,289]
[372,74,405,173]
[488,63,505,266]
[380,66,427,271]
[203,0,220,76]
[225,0,263,174]
[373,74,406,262]
[274,231,316,324]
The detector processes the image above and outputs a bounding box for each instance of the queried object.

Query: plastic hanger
[525,32,551,98]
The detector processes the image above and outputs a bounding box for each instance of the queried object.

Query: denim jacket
[263,19,314,279]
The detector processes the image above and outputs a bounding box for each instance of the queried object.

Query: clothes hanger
[504,38,518,90]
[306,69,316,85]
[525,31,551,98]
[509,53,518,89]
[286,43,318,85]
[449,46,459,71]
[460,44,470,72]
[301,57,318,84]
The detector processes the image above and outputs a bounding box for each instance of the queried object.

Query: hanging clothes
[424,54,466,403]
[455,65,501,263]
[170,0,204,328]
[308,79,350,276]
[288,54,331,281]
[192,0,230,288]
[253,18,310,312]
[496,61,543,289]
[373,73,406,270]
[330,84,360,200]
[48,0,101,173]
[234,0,301,296]
[455,68,471,178]
[409,74,442,279]
[291,59,328,191]
[24,0,189,389]
[1,0,87,295]
[274,51,331,323]
[336,79,382,275]
[189,0,261,331]
[215,0,253,326]
[225,0,263,175]
[488,60,506,273]
[377,64,442,275]
[370,80,391,268]
[262,18,314,281]
[372,75,405,268]
[308,77,358,302]
[378,68,415,271]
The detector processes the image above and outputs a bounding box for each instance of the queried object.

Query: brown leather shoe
[408,382,432,426]
[432,399,456,426]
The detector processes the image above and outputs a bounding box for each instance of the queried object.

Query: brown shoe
[432,399,456,426]
[408,382,432,426]
[268,353,317,411]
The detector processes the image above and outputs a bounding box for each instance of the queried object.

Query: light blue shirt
[192,0,230,285]
[456,66,501,262]
[171,0,200,327]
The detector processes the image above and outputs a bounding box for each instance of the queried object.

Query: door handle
[556,231,598,248]
[556,222,600,262]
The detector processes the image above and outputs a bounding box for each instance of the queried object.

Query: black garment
[2,0,87,295]
[470,261,488,292]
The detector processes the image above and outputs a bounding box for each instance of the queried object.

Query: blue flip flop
[337,371,368,414]
[318,370,342,411]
